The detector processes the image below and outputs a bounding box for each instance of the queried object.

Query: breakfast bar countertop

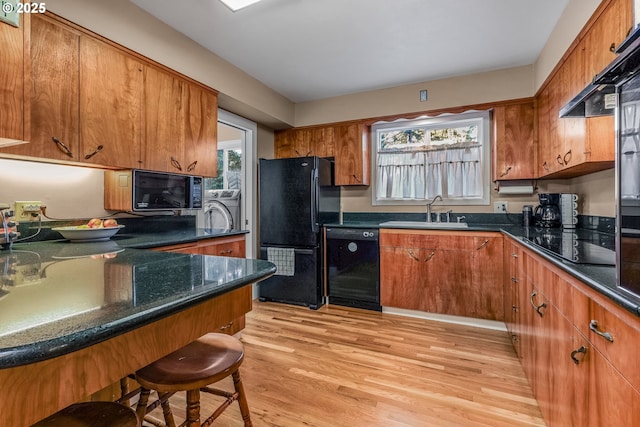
[0,241,275,368]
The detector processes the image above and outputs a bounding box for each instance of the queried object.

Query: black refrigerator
[258,157,340,309]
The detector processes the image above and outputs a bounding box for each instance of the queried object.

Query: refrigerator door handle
[311,167,319,233]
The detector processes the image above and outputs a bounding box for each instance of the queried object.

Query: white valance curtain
[376,145,482,200]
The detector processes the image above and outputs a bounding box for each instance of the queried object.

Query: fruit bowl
[52,225,125,242]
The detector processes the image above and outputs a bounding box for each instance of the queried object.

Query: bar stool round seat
[135,332,252,427]
[31,402,139,427]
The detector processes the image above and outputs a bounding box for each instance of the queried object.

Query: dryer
[202,190,241,230]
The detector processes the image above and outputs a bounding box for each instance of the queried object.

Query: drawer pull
[512,305,518,312]
[511,277,518,283]
[219,321,234,331]
[570,345,588,365]
[407,250,420,261]
[511,253,518,258]
[170,156,182,171]
[84,144,103,160]
[530,291,547,317]
[589,320,614,342]
[219,249,233,255]
[476,240,489,250]
[52,136,74,158]
[424,251,436,262]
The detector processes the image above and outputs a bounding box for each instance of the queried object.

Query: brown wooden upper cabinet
[274,122,369,186]
[79,36,143,169]
[0,14,30,146]
[536,0,632,179]
[142,66,218,177]
[0,13,218,176]
[3,14,81,161]
[492,100,535,181]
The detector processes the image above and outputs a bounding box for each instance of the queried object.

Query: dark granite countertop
[326,220,639,317]
[109,227,248,249]
[0,239,275,368]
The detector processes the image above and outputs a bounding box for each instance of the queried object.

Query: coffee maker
[534,193,561,227]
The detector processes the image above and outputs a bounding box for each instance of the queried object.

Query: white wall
[0,158,109,220]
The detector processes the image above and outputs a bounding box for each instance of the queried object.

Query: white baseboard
[382,307,508,332]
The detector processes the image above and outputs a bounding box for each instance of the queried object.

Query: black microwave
[132,170,202,210]
[104,170,203,211]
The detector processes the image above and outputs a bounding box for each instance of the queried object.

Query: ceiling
[130,0,569,103]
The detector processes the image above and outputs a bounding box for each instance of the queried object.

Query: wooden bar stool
[135,332,252,427]
[31,401,139,427]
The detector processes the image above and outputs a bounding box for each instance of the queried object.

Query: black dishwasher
[325,227,381,311]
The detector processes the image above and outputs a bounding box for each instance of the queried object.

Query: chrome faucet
[426,195,442,222]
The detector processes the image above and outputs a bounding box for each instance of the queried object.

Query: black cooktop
[522,228,616,266]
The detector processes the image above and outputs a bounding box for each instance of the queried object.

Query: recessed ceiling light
[219,0,263,12]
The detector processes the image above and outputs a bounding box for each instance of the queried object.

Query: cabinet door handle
[51,137,74,158]
[570,345,588,365]
[476,240,489,250]
[511,253,518,258]
[424,251,436,262]
[609,42,616,52]
[219,321,234,331]
[84,145,104,160]
[352,174,362,183]
[529,291,547,317]
[563,149,572,165]
[589,320,614,342]
[170,156,182,171]
[305,151,312,156]
[186,161,197,172]
[499,166,512,177]
[511,277,519,283]
[542,161,549,172]
[407,250,420,261]
[556,154,564,166]
[512,305,519,312]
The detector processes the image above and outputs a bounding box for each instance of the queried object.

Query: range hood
[560,24,640,118]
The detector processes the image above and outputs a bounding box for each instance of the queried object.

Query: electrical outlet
[493,201,509,213]
[14,201,43,220]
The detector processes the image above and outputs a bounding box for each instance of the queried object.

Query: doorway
[214,109,257,259]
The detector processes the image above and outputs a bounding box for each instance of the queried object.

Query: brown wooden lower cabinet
[151,234,247,335]
[506,236,640,427]
[380,229,504,321]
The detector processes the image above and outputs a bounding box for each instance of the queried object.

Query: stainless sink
[379,221,469,229]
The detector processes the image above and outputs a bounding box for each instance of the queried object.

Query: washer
[203,190,241,230]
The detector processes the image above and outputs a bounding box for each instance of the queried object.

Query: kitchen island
[0,241,275,427]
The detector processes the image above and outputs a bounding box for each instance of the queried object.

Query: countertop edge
[0,260,276,368]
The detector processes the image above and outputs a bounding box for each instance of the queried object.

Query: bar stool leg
[160,392,177,427]
[233,371,253,427]
[186,389,201,427]
[135,388,151,422]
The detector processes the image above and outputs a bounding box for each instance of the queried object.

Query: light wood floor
[145,301,545,427]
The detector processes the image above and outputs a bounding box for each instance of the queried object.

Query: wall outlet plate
[15,201,43,220]
[493,201,509,213]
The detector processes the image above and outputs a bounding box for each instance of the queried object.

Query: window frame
[371,110,491,206]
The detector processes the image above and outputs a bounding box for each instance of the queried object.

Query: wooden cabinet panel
[0,14,30,145]
[274,122,369,186]
[142,70,218,177]
[492,101,536,180]
[80,37,143,169]
[183,82,218,177]
[334,123,369,185]
[142,66,185,173]
[2,15,79,159]
[470,235,504,321]
[380,245,434,311]
[380,230,502,320]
